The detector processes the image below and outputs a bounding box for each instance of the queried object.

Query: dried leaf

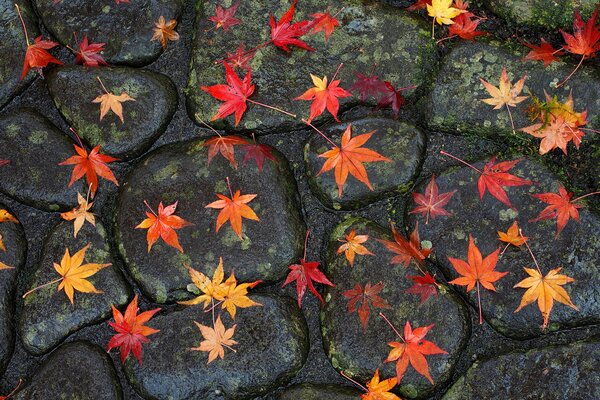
[60,192,96,238]
[205,188,259,239]
[410,175,456,224]
[282,259,334,307]
[337,228,374,267]
[343,281,391,331]
[192,316,237,364]
[378,222,431,268]
[295,73,352,122]
[152,16,180,49]
[136,201,192,253]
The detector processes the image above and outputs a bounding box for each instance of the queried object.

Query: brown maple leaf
[60,191,95,238]
[343,281,391,332]
[480,67,527,133]
[337,228,374,267]
[378,222,431,268]
[136,201,192,253]
[92,77,135,123]
[205,181,259,239]
[152,16,180,49]
[192,315,237,364]
[410,175,456,224]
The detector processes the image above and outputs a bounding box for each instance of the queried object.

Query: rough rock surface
[278,384,362,399]
[484,0,598,29]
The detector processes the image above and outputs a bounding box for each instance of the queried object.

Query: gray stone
[321,218,470,399]
[19,220,131,355]
[46,66,178,159]
[278,384,362,399]
[123,294,308,400]
[114,138,306,303]
[13,341,123,400]
[0,109,86,211]
[187,0,437,133]
[304,118,425,210]
[32,0,184,66]
[484,0,598,29]
[443,341,600,400]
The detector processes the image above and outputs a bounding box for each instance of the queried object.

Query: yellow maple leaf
[361,369,401,400]
[427,0,465,38]
[92,77,135,123]
[220,272,261,319]
[151,16,180,49]
[192,315,237,364]
[337,228,374,267]
[480,67,527,133]
[178,258,226,307]
[60,192,96,238]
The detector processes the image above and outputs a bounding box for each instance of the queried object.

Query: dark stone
[187,0,437,133]
[443,341,600,399]
[123,294,309,400]
[405,158,600,339]
[278,384,362,399]
[321,218,470,399]
[426,40,600,141]
[19,220,131,355]
[304,118,426,210]
[0,108,86,211]
[0,0,40,109]
[484,0,598,29]
[0,205,26,375]
[13,341,123,400]
[46,66,178,159]
[114,138,306,303]
[32,0,184,66]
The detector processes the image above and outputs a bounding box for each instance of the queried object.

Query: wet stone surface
[442,340,600,400]
[405,158,600,339]
[320,218,470,399]
[187,0,437,133]
[304,118,426,210]
[12,341,123,400]
[32,0,184,66]
[47,66,178,159]
[278,384,362,399]
[19,220,131,355]
[114,138,306,303]
[0,108,86,211]
[123,294,309,400]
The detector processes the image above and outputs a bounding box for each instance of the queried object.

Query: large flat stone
[484,0,598,29]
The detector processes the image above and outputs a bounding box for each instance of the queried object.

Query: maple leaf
[447,13,486,41]
[92,79,136,123]
[406,0,431,11]
[524,38,563,68]
[269,0,314,52]
[107,294,161,364]
[514,267,578,328]
[385,321,447,384]
[480,67,528,110]
[219,271,261,319]
[560,8,600,58]
[376,82,409,117]
[241,141,276,171]
[309,12,340,41]
[115,0,130,3]
[477,156,534,208]
[179,258,226,308]
[378,222,431,268]
[205,187,259,239]
[136,201,192,253]
[361,369,401,400]
[427,0,465,38]
[529,184,586,237]
[193,316,237,364]
[59,144,118,197]
[225,42,254,71]
[406,273,438,304]
[497,221,528,248]
[20,36,62,80]
[350,69,387,101]
[152,16,180,49]
[343,281,391,331]
[295,73,352,123]
[208,1,241,31]
[60,192,95,238]
[410,175,456,224]
[317,124,392,197]
[73,36,107,67]
[203,135,248,168]
[201,63,255,126]
[337,228,374,267]
[0,209,18,254]
[282,259,334,307]
[521,116,579,155]
[448,234,507,324]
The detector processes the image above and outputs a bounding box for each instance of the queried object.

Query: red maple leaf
[136,201,192,253]
[269,0,314,52]
[378,222,432,268]
[295,73,352,122]
[59,144,119,196]
[447,13,486,41]
[376,82,413,117]
[350,68,388,101]
[201,63,255,126]
[208,1,241,31]
[74,36,108,67]
[524,38,563,68]
[282,259,334,307]
[107,294,161,364]
[478,157,533,208]
[203,135,248,168]
[343,281,391,332]
[406,0,431,11]
[309,12,340,41]
[406,273,438,304]
[225,42,254,71]
[560,7,600,58]
[529,184,588,237]
[242,142,276,171]
[410,175,456,224]
[20,36,62,80]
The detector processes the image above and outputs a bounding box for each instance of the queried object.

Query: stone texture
[123,294,308,400]
[12,341,123,400]
[278,384,362,399]
[0,108,86,211]
[47,66,178,159]
[304,118,426,210]
[321,218,470,399]
[32,0,184,66]
[19,220,131,355]
[443,341,600,399]
[484,0,598,29]
[187,0,437,133]
[405,158,600,339]
[114,138,306,303]
[426,40,600,141]
[0,205,26,375]
[0,0,40,109]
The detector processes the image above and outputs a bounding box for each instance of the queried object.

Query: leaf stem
[520,229,542,275]
[69,127,86,149]
[22,277,63,299]
[340,371,367,392]
[4,378,23,399]
[431,17,435,40]
[556,55,585,88]
[15,4,30,46]
[96,76,109,94]
[247,99,297,118]
[302,230,310,261]
[204,299,224,314]
[505,103,516,135]
[436,34,457,44]
[302,119,338,147]
[331,62,344,82]
[143,200,158,217]
[476,281,483,325]
[439,151,483,174]
[500,242,511,256]
[225,176,234,198]
[572,191,600,203]
[197,118,223,138]
[379,312,405,343]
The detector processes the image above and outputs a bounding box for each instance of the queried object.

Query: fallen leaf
[60,192,95,238]
[406,0,431,11]
[192,316,237,364]
[427,0,464,25]
[20,36,62,80]
[282,258,334,307]
[480,67,528,110]
[560,7,600,58]
[152,16,180,49]
[361,369,401,400]
[343,281,391,331]
[309,12,340,41]
[219,271,261,319]
[241,141,276,171]
[477,156,533,208]
[497,221,528,247]
[410,175,456,224]
[376,81,409,117]
[107,294,161,364]
[136,201,192,253]
[350,69,387,101]
[269,0,314,52]
[447,12,485,40]
[92,89,135,123]
[203,135,248,168]
[178,258,226,308]
[209,1,241,31]
[378,222,431,268]
[0,209,18,254]
[295,73,352,123]
[225,42,254,71]
[529,184,584,237]
[59,144,118,196]
[524,38,563,67]
[73,36,107,67]
[406,273,438,304]
[205,188,259,239]
[337,228,374,267]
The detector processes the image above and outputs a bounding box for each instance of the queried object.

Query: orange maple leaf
[317,124,392,197]
[92,77,135,123]
[60,192,95,238]
[309,12,340,41]
[337,228,374,266]
[192,315,237,364]
[205,184,259,239]
[378,222,431,268]
[151,16,180,49]
[497,221,527,248]
[136,201,192,253]
[203,135,248,168]
[361,369,401,400]
[0,209,18,255]
[59,144,119,196]
[296,73,351,122]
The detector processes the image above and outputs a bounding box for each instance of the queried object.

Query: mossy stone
[46,66,178,159]
[19,220,132,355]
[278,384,362,399]
[484,0,598,29]
[123,294,309,400]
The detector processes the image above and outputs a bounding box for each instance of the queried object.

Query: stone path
[0,1,599,399]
